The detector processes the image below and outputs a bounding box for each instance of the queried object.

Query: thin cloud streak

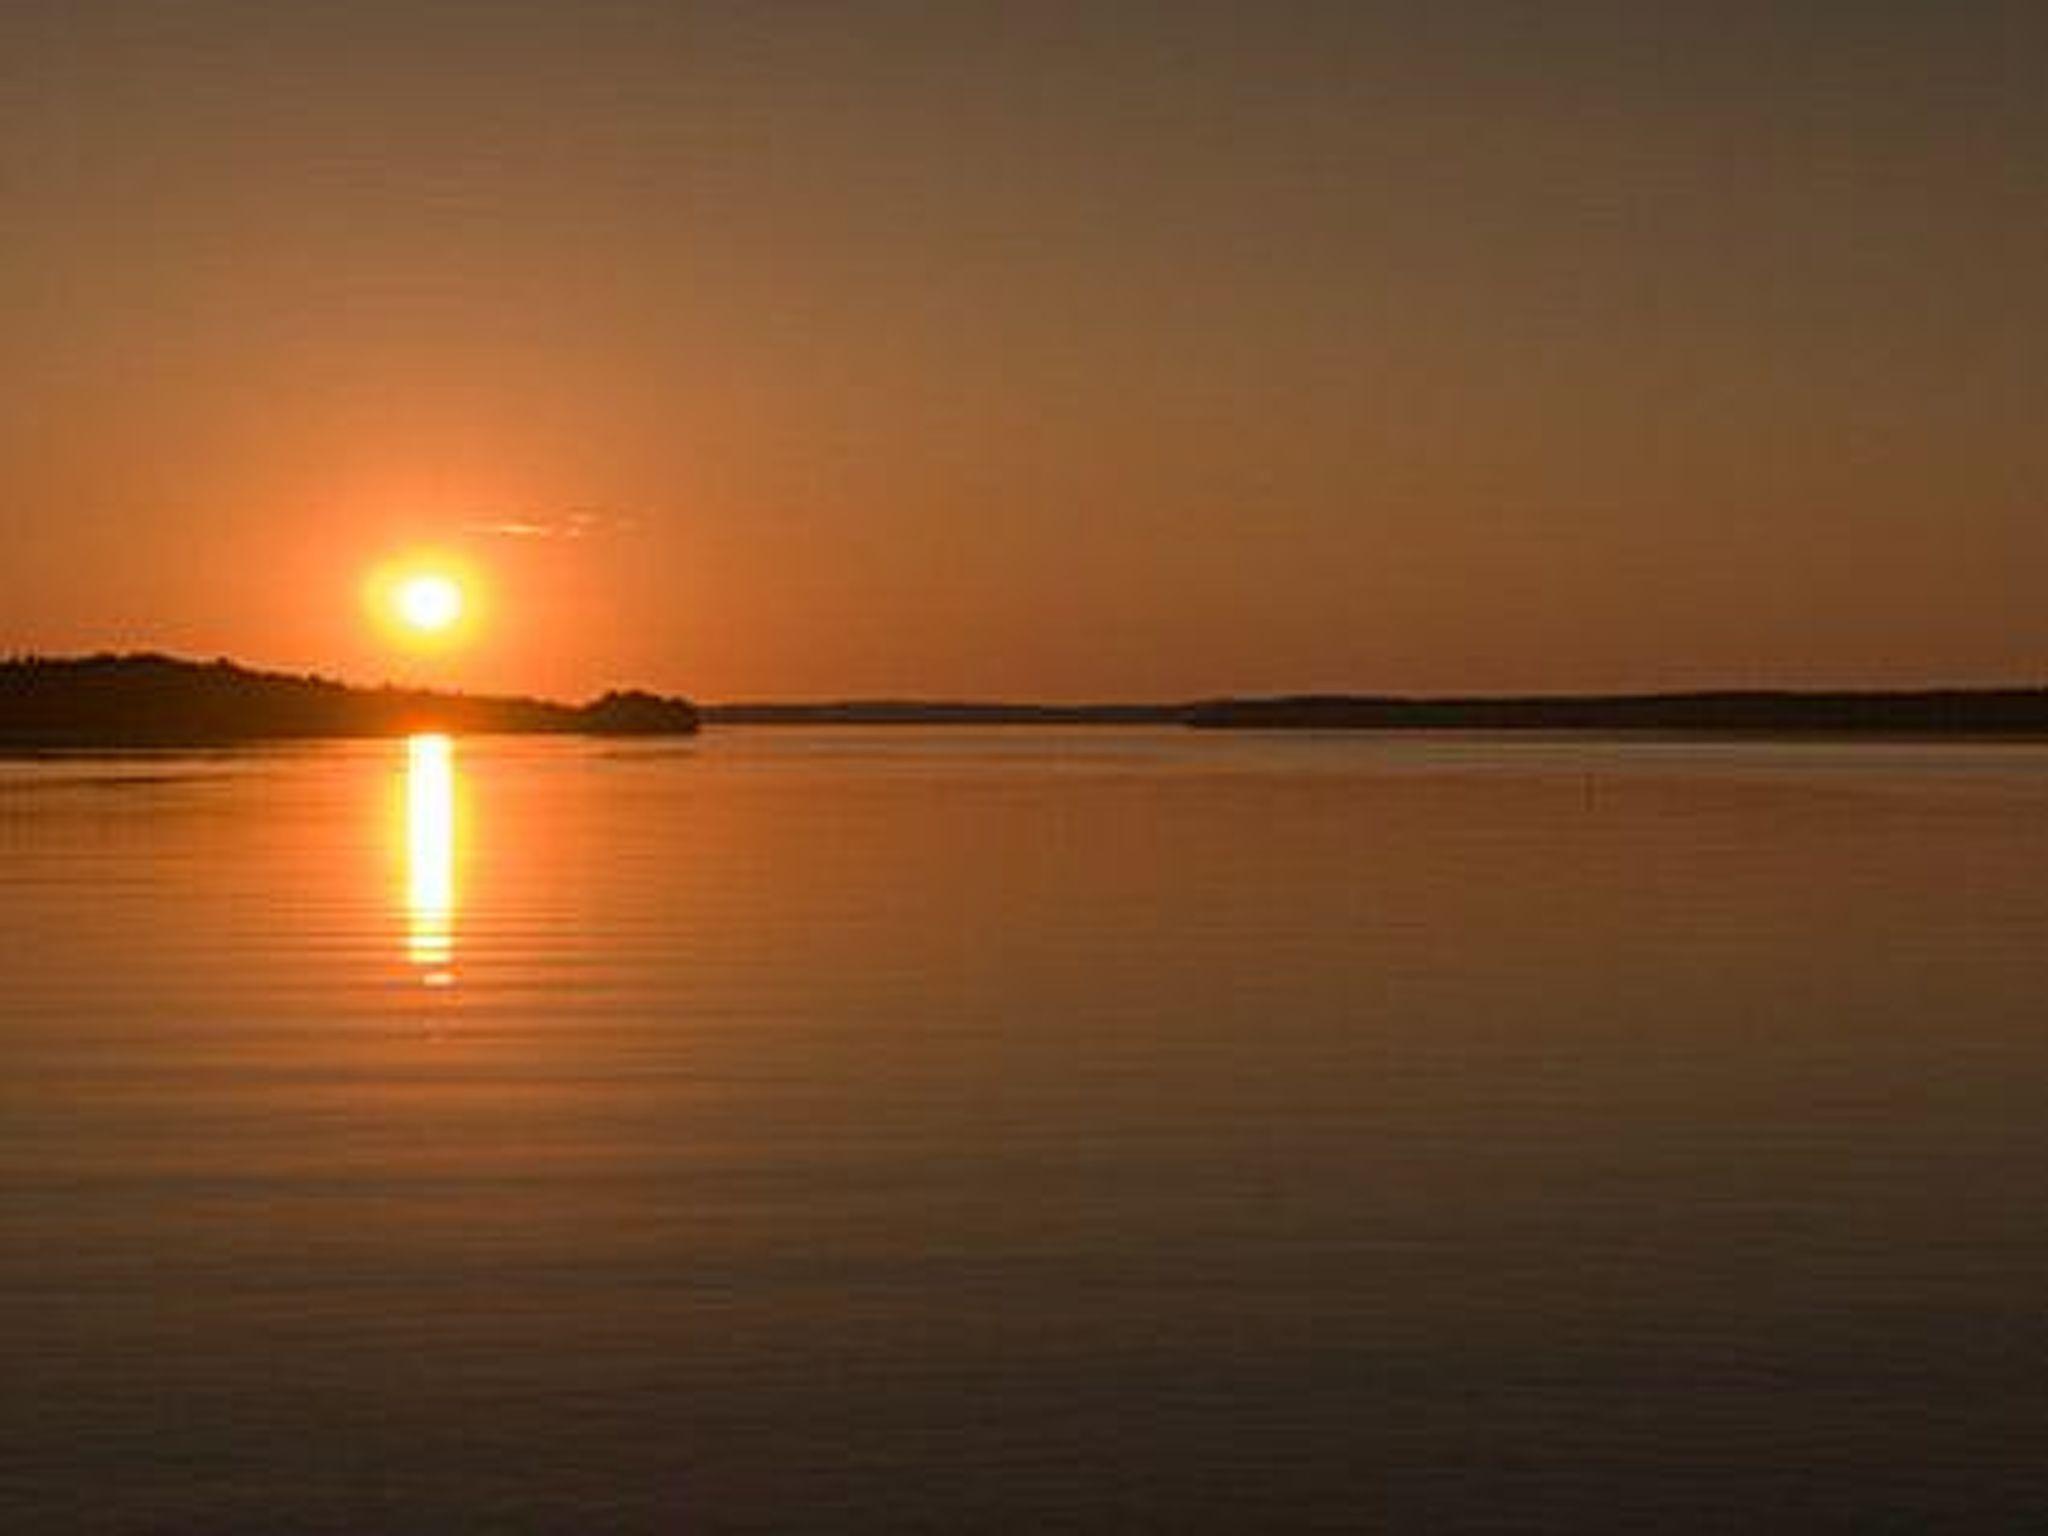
[461,509,642,542]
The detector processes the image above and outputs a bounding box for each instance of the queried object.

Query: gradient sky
[3,0,2043,700]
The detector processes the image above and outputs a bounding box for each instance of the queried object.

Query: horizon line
[15,650,2048,712]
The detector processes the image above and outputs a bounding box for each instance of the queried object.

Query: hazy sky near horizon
[3,0,2044,700]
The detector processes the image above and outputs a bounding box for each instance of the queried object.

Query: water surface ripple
[4,731,2046,1531]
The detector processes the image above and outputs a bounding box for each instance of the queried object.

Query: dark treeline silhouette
[706,690,2048,734]
[0,654,697,745]
[1184,691,2048,734]
[14,655,2048,743]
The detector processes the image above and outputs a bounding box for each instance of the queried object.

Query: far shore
[703,689,2048,736]
[0,653,697,747]
[11,653,2048,745]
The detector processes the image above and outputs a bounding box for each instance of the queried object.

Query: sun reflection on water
[405,733,457,986]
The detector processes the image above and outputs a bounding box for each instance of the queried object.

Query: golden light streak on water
[405,733,457,985]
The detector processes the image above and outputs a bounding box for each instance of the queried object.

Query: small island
[0,654,698,747]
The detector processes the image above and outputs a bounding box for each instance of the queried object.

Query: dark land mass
[704,700,1184,725]
[1185,691,2048,734]
[0,654,698,747]
[13,656,2048,744]
[709,690,2048,734]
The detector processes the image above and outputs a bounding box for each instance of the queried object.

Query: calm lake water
[4,729,2046,1532]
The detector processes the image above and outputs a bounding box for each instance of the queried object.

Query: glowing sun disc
[394,573,464,633]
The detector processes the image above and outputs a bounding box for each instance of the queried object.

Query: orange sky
[3,2,2044,701]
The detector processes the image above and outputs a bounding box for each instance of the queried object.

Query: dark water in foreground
[3,729,2045,1532]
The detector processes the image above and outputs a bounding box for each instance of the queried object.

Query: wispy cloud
[462,508,641,541]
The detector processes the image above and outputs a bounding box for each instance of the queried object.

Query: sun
[366,557,479,648]
[395,573,464,633]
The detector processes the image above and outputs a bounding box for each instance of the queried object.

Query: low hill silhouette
[0,654,698,746]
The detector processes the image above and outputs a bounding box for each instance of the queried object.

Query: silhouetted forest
[706,690,2048,734]
[0,654,698,745]
[1185,691,2048,734]
[14,656,2048,745]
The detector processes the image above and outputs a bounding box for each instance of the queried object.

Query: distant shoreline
[705,689,2048,736]
[11,653,2048,744]
[1177,691,2048,735]
[0,653,698,746]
